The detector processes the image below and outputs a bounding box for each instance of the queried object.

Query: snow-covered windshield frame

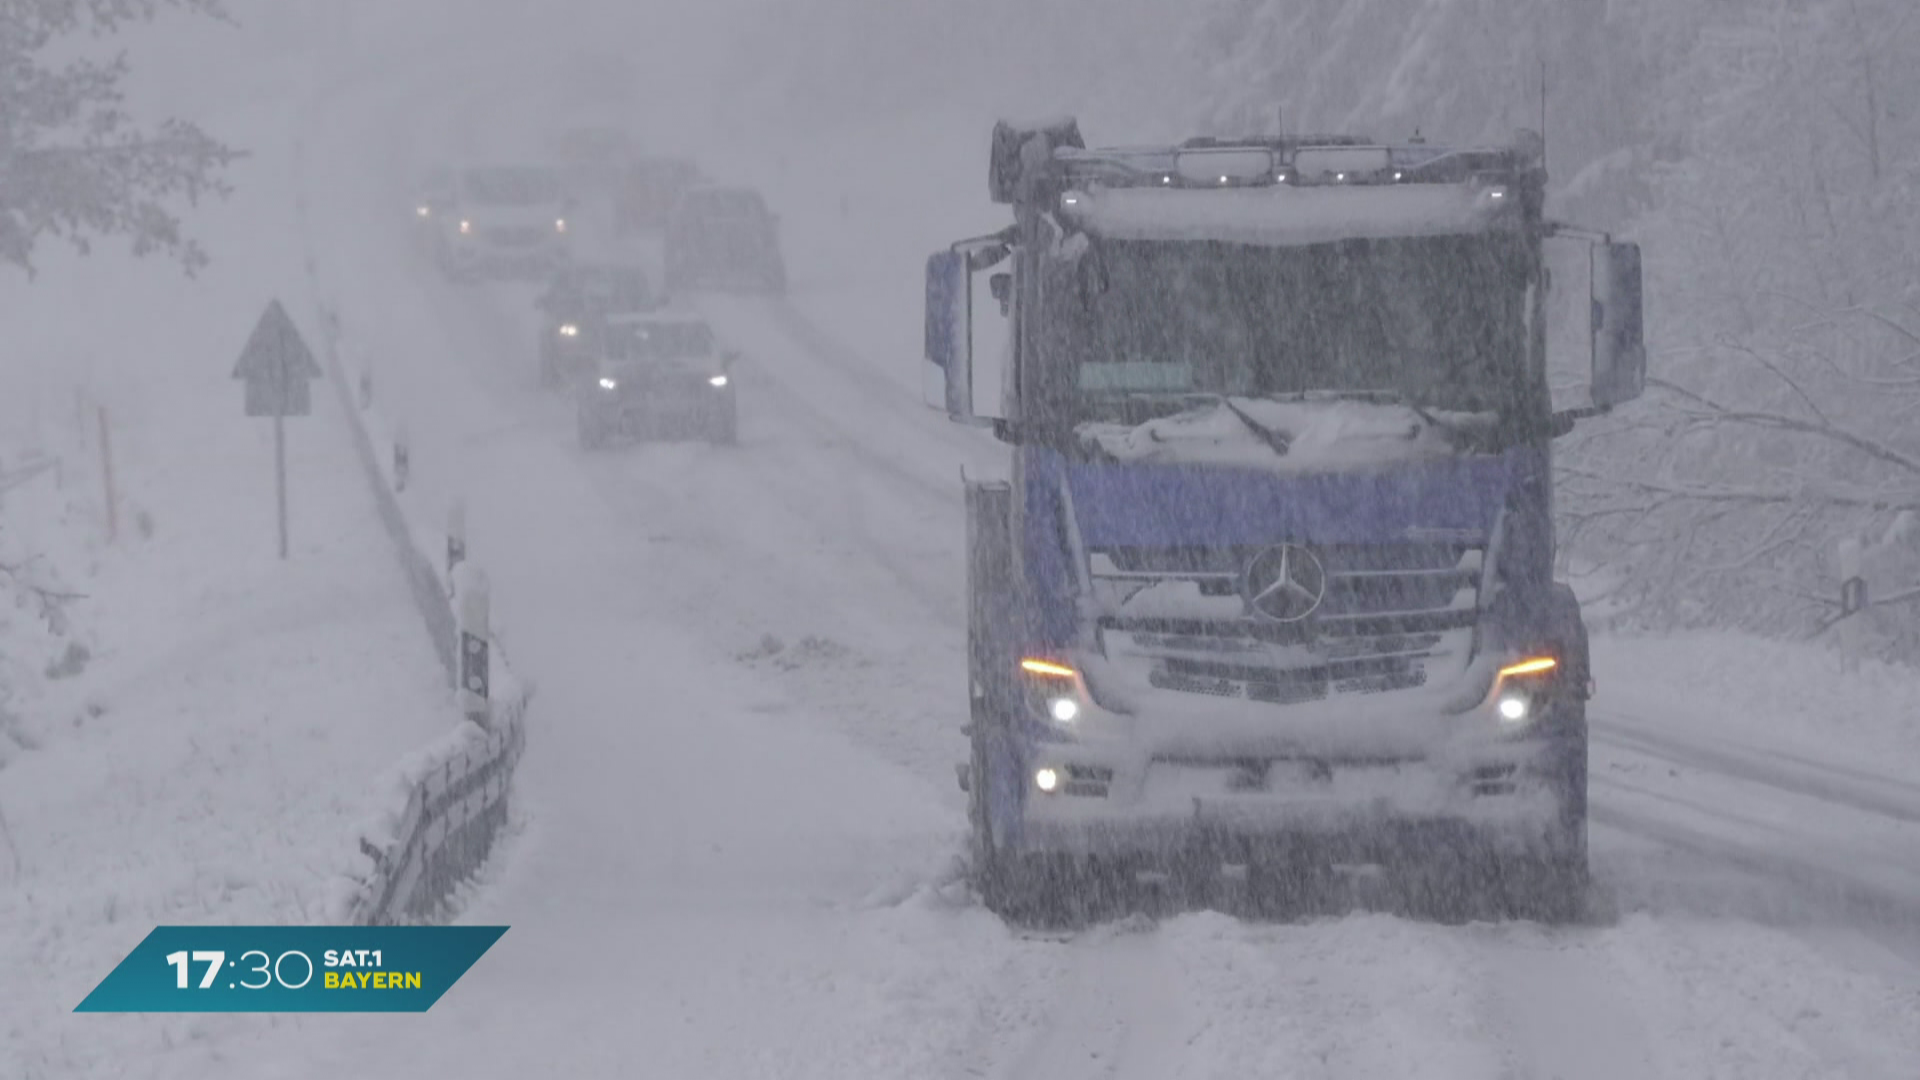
[1027,230,1544,432]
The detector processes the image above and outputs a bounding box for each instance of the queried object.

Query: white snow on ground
[0,15,458,1078]
[1594,632,1920,769]
[6,3,1920,1078]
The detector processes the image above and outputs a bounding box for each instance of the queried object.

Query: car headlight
[458,219,472,235]
[416,205,431,218]
[555,218,568,233]
[708,374,728,387]
[559,324,579,337]
[597,376,618,391]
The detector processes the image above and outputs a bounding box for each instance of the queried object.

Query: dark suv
[534,262,656,387]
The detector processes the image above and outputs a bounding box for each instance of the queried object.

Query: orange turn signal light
[1019,658,1078,679]
[1497,656,1558,679]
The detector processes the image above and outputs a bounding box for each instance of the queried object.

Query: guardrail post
[393,421,410,493]
[455,565,491,727]
[359,366,373,410]
[447,498,467,582]
[1838,537,1864,673]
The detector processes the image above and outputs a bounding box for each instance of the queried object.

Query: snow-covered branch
[0,0,238,273]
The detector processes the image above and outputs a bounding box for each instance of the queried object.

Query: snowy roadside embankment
[0,128,457,1080]
[0,10,509,1074]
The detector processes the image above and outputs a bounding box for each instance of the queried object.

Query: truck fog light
[1034,768,1060,793]
[1047,697,1079,724]
[1497,694,1529,723]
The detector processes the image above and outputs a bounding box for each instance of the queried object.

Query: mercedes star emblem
[1242,543,1327,622]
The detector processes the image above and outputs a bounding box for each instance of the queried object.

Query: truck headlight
[555,217,568,233]
[1491,655,1556,729]
[559,323,579,337]
[708,374,728,387]
[1496,694,1530,724]
[1020,657,1087,728]
[458,219,472,235]
[597,377,618,391]
[416,205,431,218]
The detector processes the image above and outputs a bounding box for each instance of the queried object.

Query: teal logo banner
[76,926,507,1012]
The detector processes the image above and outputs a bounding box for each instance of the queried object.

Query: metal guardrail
[295,169,532,923]
[347,690,528,925]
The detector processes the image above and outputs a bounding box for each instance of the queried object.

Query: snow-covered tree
[1191,0,1920,653]
[0,0,238,274]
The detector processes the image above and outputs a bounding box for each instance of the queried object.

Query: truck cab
[925,120,1646,925]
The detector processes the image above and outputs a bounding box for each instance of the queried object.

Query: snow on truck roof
[1058,182,1515,247]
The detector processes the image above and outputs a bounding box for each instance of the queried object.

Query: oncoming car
[431,165,575,280]
[535,262,656,387]
[577,316,738,448]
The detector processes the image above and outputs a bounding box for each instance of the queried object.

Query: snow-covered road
[136,12,1920,1077]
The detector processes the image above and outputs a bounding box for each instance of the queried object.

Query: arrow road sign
[233,299,322,418]
[233,299,323,559]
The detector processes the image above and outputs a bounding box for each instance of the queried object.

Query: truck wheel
[539,350,560,389]
[1496,728,1589,924]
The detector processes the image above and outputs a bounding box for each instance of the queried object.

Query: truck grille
[1090,542,1482,705]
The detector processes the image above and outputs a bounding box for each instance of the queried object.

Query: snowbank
[1592,630,1920,772]
[0,10,474,1075]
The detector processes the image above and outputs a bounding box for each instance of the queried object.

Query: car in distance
[535,261,656,387]
[611,156,704,236]
[663,185,786,294]
[431,165,575,281]
[577,315,738,448]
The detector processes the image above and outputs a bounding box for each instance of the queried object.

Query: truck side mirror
[924,249,978,421]
[1590,241,1646,409]
[989,272,1012,315]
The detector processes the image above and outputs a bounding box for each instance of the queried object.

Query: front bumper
[992,657,1580,862]
[583,384,732,428]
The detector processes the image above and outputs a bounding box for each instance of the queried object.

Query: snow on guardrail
[292,156,534,921]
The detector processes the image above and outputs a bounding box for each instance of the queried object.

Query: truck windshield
[1056,233,1531,417]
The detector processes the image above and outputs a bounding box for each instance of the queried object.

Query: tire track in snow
[998,921,1189,1080]
[1592,712,1920,824]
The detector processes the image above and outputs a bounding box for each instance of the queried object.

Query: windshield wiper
[1222,397,1292,458]
[1258,388,1473,439]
